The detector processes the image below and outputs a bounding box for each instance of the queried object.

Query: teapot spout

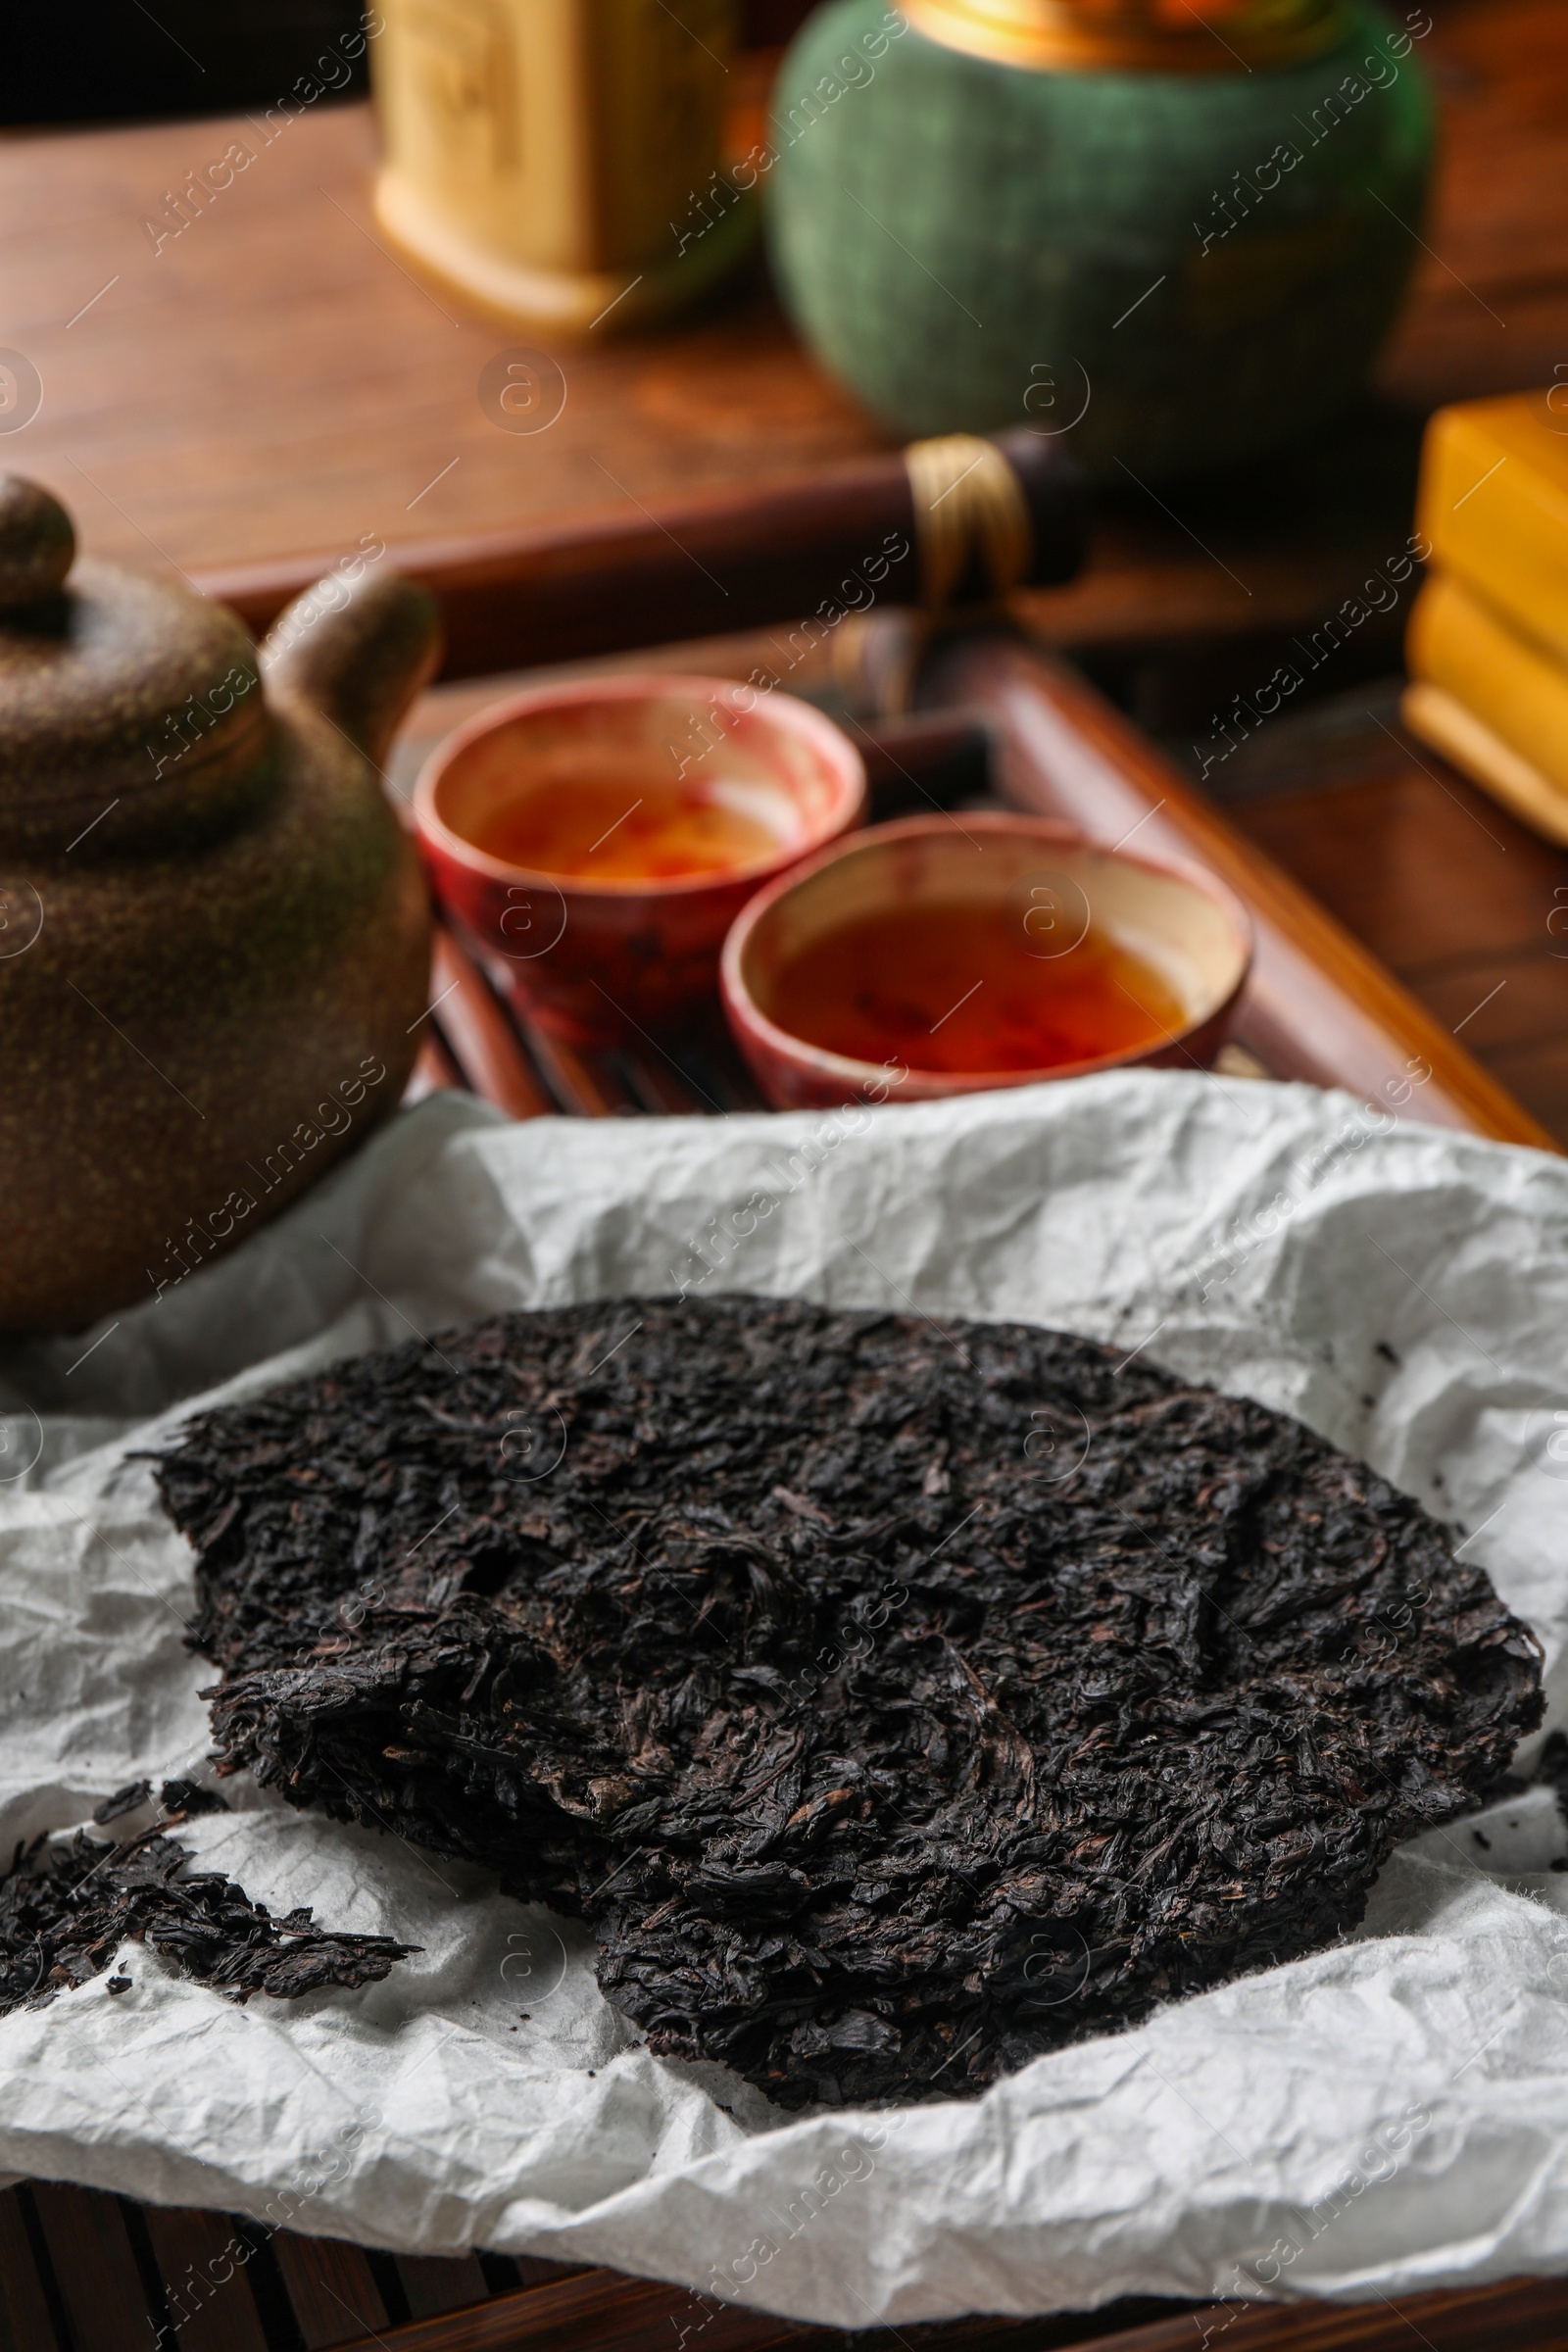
[263,564,443,769]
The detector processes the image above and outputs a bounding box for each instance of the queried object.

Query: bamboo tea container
[372,0,753,334]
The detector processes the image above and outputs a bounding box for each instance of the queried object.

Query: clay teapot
[0,478,441,1335]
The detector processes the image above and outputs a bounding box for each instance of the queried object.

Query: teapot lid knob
[0,477,74,611]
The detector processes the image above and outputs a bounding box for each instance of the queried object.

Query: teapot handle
[262,565,443,770]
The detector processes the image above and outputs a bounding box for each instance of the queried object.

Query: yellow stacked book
[1404,388,1568,846]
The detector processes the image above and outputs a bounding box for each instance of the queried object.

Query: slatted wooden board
[10,2176,1568,2352]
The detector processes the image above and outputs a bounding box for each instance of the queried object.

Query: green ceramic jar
[765,0,1434,479]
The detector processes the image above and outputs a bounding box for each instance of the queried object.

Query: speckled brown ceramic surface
[0,479,440,1335]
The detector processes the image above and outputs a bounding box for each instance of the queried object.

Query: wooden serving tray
[9,633,1564,2352]
[393,619,1555,1152]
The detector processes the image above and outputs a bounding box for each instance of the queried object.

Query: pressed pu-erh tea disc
[155,1298,1542,2108]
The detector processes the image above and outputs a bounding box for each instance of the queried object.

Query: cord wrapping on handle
[904,434,1035,612]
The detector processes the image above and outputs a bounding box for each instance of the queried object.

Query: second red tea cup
[414,674,865,1046]
[720,814,1253,1109]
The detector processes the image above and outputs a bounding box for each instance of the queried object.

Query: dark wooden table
[0,2,1557,653]
[1201,678,1568,1148]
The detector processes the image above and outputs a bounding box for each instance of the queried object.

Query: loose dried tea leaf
[154,1298,1543,2107]
[92,1780,151,1825]
[0,1826,415,2015]
[90,1776,230,1827]
[160,1778,230,1818]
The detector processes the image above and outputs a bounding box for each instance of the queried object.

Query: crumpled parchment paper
[3,1069,1568,2328]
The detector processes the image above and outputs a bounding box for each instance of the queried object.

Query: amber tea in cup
[721,814,1252,1109]
[763,896,1190,1074]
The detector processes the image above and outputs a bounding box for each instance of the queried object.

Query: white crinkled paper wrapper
[3,1071,1568,2326]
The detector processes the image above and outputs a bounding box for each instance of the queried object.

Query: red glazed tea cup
[414,674,866,1046]
[719,813,1253,1110]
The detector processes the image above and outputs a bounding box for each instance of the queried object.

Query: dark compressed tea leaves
[154,1298,1543,2107]
[0,1823,415,2016]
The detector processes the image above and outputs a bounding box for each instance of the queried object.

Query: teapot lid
[0,476,267,824]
